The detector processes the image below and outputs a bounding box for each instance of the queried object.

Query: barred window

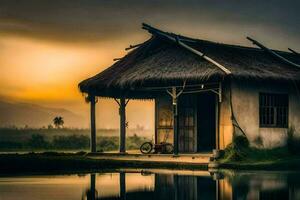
[259,93,288,128]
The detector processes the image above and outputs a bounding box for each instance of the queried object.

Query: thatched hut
[79,23,300,154]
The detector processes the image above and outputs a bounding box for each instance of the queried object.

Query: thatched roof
[79,24,300,98]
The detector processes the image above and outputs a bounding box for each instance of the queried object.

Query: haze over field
[0,0,299,128]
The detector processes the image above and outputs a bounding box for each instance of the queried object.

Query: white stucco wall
[231,80,300,148]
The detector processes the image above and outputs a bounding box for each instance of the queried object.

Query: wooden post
[119,98,126,153]
[90,95,97,153]
[172,87,179,156]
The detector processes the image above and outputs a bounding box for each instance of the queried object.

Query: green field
[0,128,151,152]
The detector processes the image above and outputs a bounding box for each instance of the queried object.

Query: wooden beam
[142,23,232,75]
[119,98,126,153]
[90,95,97,153]
[247,37,300,69]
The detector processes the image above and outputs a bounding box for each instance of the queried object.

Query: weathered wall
[231,79,300,148]
[219,81,234,149]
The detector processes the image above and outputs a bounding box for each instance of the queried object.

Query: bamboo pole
[142,23,232,75]
[247,37,300,69]
[288,48,300,56]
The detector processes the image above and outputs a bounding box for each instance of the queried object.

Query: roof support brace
[180,82,222,102]
[247,37,300,69]
[142,23,231,75]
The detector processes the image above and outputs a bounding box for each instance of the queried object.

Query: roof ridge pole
[142,23,232,75]
[247,37,300,69]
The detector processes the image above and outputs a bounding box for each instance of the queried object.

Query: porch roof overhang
[81,79,223,99]
[79,23,300,99]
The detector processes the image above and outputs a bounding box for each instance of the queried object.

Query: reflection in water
[0,171,300,200]
[83,171,300,200]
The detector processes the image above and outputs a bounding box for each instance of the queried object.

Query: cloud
[0,0,299,128]
[0,0,299,48]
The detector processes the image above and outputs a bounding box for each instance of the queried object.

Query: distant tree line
[0,133,147,151]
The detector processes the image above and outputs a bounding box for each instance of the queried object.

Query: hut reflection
[83,171,300,200]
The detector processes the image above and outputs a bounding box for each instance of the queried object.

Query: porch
[85,81,222,156]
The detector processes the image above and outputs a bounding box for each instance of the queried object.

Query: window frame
[259,92,289,128]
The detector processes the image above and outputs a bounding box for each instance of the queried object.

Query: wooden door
[179,95,197,153]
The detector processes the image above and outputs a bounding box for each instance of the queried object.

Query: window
[259,93,288,128]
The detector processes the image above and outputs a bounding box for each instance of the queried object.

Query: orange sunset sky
[0,0,299,128]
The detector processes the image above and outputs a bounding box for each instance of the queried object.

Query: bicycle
[140,132,174,154]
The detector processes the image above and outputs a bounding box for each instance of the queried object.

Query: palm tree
[53,116,64,129]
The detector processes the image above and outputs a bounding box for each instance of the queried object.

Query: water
[0,170,300,200]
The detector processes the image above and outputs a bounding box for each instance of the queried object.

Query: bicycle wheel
[164,143,174,154]
[140,142,153,154]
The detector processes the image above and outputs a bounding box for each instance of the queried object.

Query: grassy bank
[218,135,300,170]
[0,153,207,175]
[218,148,300,170]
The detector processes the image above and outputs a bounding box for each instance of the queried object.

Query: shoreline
[1,153,300,175]
[0,153,208,175]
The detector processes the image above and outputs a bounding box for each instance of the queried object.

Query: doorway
[197,92,216,152]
